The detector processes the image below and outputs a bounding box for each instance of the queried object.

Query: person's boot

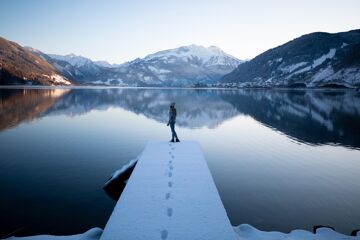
[176,138,180,142]
[170,139,174,142]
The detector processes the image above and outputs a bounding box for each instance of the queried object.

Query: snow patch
[104,156,139,187]
[148,65,171,74]
[5,228,102,240]
[51,74,71,85]
[311,66,335,82]
[312,48,336,68]
[289,48,337,77]
[234,224,360,240]
[280,62,307,73]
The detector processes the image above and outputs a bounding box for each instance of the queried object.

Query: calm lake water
[0,87,360,237]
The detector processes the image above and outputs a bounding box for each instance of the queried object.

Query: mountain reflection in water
[1,87,360,149]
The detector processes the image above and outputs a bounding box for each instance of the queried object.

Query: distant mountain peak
[48,53,93,68]
[143,44,242,67]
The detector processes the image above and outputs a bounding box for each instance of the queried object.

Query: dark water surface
[0,87,360,237]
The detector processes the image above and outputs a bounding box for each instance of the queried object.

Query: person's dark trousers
[170,122,178,140]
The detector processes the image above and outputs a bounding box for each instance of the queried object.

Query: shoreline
[0,85,358,91]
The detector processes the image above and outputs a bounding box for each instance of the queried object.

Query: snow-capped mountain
[47,53,106,81]
[26,45,242,86]
[26,50,115,83]
[48,54,114,68]
[105,45,243,86]
[221,29,360,88]
[48,53,94,68]
[143,45,240,67]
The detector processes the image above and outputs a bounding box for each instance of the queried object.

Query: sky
[0,0,359,64]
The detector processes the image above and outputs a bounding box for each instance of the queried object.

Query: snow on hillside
[221,30,360,88]
[287,48,337,78]
[50,74,72,85]
[94,60,114,68]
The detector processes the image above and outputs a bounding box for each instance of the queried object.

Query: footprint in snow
[161,230,168,240]
[167,208,173,217]
[165,192,171,200]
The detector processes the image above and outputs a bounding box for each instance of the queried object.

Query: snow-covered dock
[100,140,237,240]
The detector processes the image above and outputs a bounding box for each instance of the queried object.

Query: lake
[0,87,360,237]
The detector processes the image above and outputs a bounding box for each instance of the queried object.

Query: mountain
[26,49,115,84]
[221,29,360,88]
[109,45,242,86]
[31,45,242,86]
[0,37,71,85]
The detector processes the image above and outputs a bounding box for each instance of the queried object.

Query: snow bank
[234,224,360,240]
[7,224,359,240]
[104,156,139,187]
[5,228,102,240]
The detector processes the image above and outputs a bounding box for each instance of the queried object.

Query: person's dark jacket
[168,108,176,125]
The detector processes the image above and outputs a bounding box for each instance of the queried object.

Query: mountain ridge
[1,29,360,87]
[0,37,71,85]
[221,29,360,88]
[25,43,243,86]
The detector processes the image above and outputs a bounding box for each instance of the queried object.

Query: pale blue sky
[0,0,359,63]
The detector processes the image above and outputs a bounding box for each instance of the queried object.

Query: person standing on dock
[167,102,180,142]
